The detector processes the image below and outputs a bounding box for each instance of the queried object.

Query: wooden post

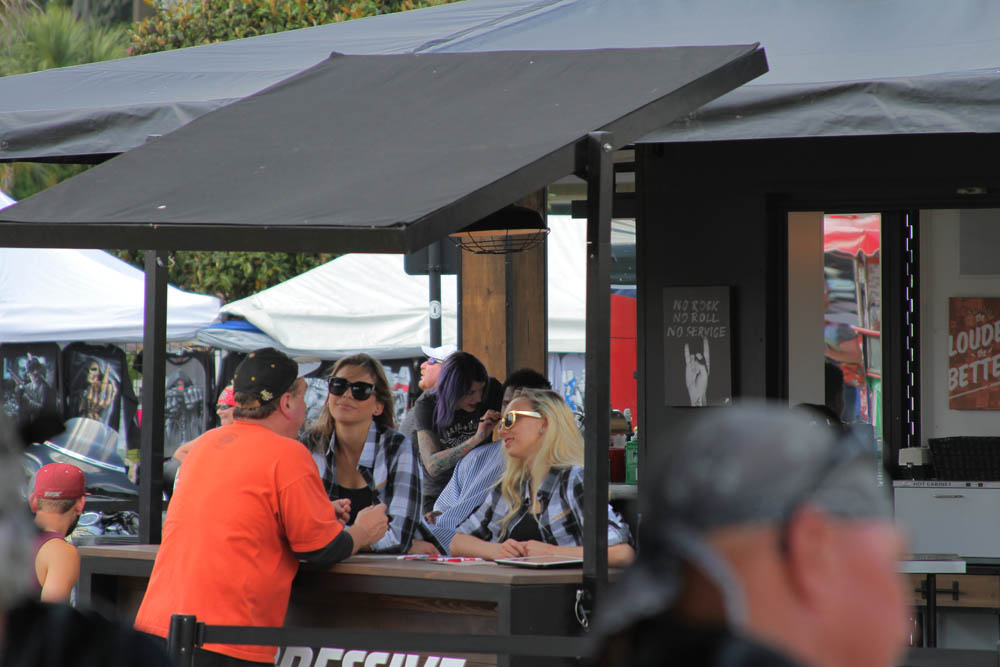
[459,192,548,381]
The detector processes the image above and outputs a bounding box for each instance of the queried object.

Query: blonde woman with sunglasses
[302,354,428,553]
[450,389,634,567]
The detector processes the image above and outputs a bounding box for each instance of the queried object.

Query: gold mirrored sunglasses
[500,410,542,430]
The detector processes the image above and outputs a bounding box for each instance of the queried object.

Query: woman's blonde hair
[307,354,395,454]
[497,388,583,536]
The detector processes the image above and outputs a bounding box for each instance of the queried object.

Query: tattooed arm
[416,411,499,478]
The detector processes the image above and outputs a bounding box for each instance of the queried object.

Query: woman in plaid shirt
[450,389,634,567]
[301,354,429,553]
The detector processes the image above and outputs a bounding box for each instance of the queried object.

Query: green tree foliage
[129,0,458,55]
[0,163,91,201]
[0,0,127,75]
[0,0,128,200]
[112,250,337,302]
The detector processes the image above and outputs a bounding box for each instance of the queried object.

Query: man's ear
[75,496,86,514]
[782,506,836,607]
[28,495,38,513]
[279,390,297,415]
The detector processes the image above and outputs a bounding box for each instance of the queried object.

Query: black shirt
[335,484,375,524]
[506,511,545,542]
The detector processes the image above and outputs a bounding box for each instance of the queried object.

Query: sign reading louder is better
[949,297,1000,410]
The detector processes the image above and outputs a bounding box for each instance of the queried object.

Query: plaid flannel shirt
[307,421,423,553]
[430,441,506,553]
[456,465,632,547]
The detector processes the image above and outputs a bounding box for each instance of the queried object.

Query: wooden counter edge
[77,545,624,585]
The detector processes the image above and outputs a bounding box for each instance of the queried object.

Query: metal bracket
[574,588,592,630]
[916,579,960,602]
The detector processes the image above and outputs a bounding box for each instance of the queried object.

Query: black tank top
[507,512,544,542]
[335,484,374,524]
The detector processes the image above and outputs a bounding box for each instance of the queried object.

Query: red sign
[949,297,1000,410]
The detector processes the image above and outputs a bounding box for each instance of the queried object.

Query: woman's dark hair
[502,368,551,393]
[433,351,488,431]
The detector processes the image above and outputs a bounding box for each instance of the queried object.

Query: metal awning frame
[0,48,765,254]
[0,46,768,626]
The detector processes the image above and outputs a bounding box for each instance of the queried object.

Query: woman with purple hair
[405,351,501,514]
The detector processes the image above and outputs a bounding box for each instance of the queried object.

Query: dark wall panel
[636,143,778,469]
[635,132,1000,476]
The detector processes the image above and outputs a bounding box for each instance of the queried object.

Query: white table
[900,555,966,647]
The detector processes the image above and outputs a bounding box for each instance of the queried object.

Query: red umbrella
[824,213,881,257]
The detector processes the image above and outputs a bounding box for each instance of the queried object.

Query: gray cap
[595,401,890,637]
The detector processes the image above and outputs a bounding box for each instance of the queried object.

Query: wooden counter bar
[78,546,587,667]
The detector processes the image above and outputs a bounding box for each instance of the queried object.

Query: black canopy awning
[0,46,766,253]
[2,0,998,165]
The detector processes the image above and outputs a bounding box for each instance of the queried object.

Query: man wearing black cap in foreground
[591,402,909,667]
[135,348,388,666]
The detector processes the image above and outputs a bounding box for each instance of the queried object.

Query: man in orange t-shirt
[135,348,388,665]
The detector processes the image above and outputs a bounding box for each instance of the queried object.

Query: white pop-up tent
[0,193,220,342]
[0,247,221,342]
[211,216,596,357]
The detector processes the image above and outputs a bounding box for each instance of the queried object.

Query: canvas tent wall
[0,194,220,342]
[211,215,594,358]
[0,247,220,343]
[199,215,639,420]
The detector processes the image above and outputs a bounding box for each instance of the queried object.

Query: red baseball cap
[31,463,86,501]
[217,384,236,408]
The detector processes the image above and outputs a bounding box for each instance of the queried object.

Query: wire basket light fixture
[448,204,548,255]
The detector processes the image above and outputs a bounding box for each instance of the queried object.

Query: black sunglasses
[328,376,376,401]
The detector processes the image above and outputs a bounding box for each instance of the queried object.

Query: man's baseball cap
[232,348,299,408]
[421,344,457,362]
[31,463,86,501]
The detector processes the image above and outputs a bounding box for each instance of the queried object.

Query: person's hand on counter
[498,539,528,559]
[332,498,351,524]
[520,540,557,556]
[408,539,440,555]
[347,503,389,553]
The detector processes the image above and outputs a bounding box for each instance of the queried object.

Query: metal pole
[428,241,442,347]
[140,250,167,544]
[167,614,199,667]
[582,132,613,609]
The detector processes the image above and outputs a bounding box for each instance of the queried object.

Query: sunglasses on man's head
[328,376,376,401]
[500,410,542,430]
[426,358,442,366]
